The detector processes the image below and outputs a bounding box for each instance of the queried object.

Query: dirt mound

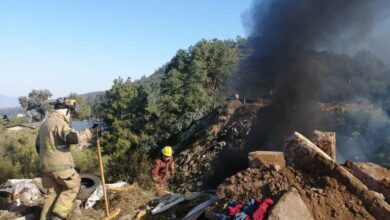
[174,100,370,191]
[175,100,265,190]
[216,166,375,220]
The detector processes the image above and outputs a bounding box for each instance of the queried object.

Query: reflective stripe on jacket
[36,110,93,172]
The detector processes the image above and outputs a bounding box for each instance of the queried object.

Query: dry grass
[69,183,155,220]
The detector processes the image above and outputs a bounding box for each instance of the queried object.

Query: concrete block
[311,130,336,160]
[248,151,286,168]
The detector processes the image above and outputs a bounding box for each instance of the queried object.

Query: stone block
[311,130,336,160]
[248,151,286,168]
[268,188,313,220]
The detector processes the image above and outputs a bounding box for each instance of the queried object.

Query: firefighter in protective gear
[151,146,175,197]
[36,97,97,220]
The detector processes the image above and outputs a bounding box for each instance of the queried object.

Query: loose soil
[215,166,375,220]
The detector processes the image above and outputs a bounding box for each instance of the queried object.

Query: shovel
[96,133,121,220]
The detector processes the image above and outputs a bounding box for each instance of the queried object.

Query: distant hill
[0,107,24,118]
[80,91,105,104]
[0,95,19,108]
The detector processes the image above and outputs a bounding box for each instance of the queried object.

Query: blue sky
[0,0,252,98]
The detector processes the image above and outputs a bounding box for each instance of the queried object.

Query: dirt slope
[175,100,264,190]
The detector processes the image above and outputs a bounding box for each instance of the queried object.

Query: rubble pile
[216,166,378,219]
[176,100,264,190]
[0,179,44,219]
[212,132,390,220]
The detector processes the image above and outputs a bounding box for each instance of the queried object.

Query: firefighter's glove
[91,123,100,133]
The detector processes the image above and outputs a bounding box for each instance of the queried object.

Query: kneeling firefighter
[151,146,175,197]
[36,97,99,220]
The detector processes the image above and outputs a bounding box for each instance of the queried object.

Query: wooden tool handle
[97,138,110,216]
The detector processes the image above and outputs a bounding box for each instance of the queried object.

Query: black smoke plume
[237,0,390,161]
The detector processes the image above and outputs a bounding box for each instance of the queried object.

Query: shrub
[106,150,152,189]
[0,129,39,182]
[72,147,104,175]
[0,156,22,184]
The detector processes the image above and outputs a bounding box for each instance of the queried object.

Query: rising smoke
[237,0,390,162]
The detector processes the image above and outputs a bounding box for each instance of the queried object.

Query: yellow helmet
[162,146,173,157]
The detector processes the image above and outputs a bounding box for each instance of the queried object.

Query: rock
[268,188,314,220]
[248,151,286,168]
[312,188,323,194]
[311,130,336,160]
[344,160,390,203]
[271,164,282,172]
[371,191,385,201]
[285,132,390,220]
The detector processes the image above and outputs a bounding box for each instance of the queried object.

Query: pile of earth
[204,130,390,220]
[213,166,375,219]
[173,99,372,192]
[174,99,265,191]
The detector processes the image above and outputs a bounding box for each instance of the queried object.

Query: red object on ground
[251,198,274,220]
[227,203,243,216]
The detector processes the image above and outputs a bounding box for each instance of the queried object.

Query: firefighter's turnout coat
[36,109,93,219]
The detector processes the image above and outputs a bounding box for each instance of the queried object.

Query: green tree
[190,39,238,103]
[158,39,239,136]
[19,89,52,122]
[99,77,147,124]
[97,77,152,186]
[98,77,149,153]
